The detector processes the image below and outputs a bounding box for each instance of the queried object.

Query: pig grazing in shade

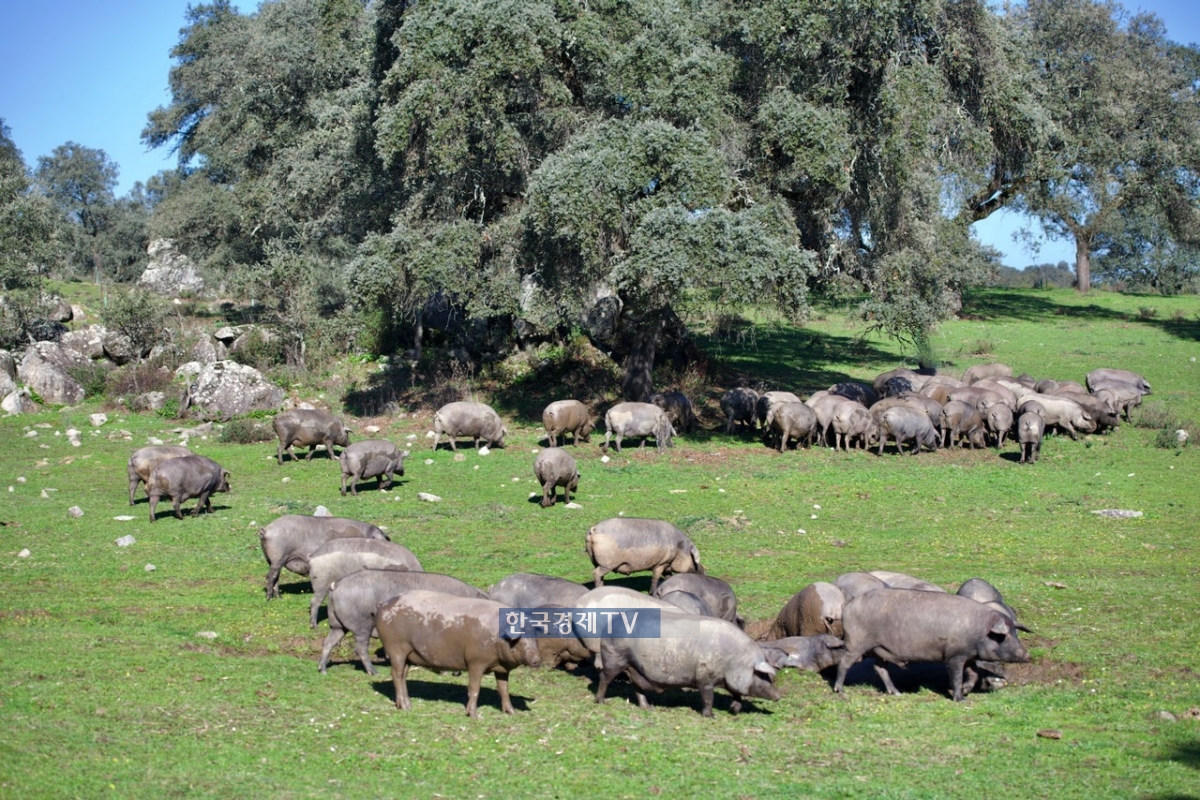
[586,517,704,593]
[833,588,1031,701]
[377,589,542,718]
[127,445,193,505]
[339,439,407,496]
[533,447,579,507]
[147,455,230,522]
[720,387,760,434]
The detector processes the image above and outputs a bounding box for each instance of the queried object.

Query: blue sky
[1,0,1196,267]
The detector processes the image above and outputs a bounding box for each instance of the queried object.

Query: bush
[66,363,110,399]
[219,418,276,444]
[102,290,168,361]
[105,362,174,400]
[1133,402,1193,449]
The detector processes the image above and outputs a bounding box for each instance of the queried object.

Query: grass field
[1,287,1198,798]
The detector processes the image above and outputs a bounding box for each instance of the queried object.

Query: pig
[971,380,1020,412]
[757,391,804,431]
[376,589,542,718]
[431,401,507,451]
[834,572,888,600]
[720,387,760,434]
[319,568,488,674]
[806,393,848,446]
[1017,410,1045,464]
[985,403,1014,447]
[898,392,943,429]
[1019,393,1094,439]
[881,376,915,397]
[653,573,744,628]
[525,603,593,668]
[306,538,423,628]
[1087,368,1151,395]
[874,406,939,455]
[759,634,846,672]
[829,382,879,407]
[603,402,675,452]
[488,573,589,609]
[595,612,782,717]
[869,570,947,593]
[147,455,230,523]
[1086,380,1144,421]
[541,400,594,447]
[273,409,350,464]
[831,400,873,451]
[259,514,389,599]
[769,582,845,638]
[940,400,986,449]
[873,368,931,394]
[656,590,714,617]
[573,586,692,667]
[127,445,193,505]
[649,390,698,434]
[956,578,1030,632]
[533,447,579,507]
[765,401,818,451]
[1053,390,1120,431]
[339,439,407,496]
[833,588,1031,701]
[963,363,1013,385]
[586,517,704,593]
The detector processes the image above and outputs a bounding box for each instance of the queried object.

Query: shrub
[105,362,174,400]
[219,418,276,444]
[1137,306,1158,320]
[968,338,996,356]
[66,363,110,399]
[102,290,168,361]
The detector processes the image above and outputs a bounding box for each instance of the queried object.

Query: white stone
[25,431,37,438]
[478,446,490,456]
[16,476,25,484]
[1176,429,1189,444]
[113,515,135,521]
[115,535,136,547]
[425,431,436,438]
[18,549,30,558]
[68,506,83,518]
[364,425,381,434]
[511,477,521,482]
[196,631,218,640]
[148,437,164,446]
[313,505,331,517]
[145,564,157,572]
[600,456,611,463]
[564,502,583,509]
[89,413,108,427]
[406,435,417,441]
[473,465,480,470]
[282,477,291,483]
[424,459,434,465]
[418,492,442,503]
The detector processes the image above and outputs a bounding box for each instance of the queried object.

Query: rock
[115,535,136,547]
[418,492,442,503]
[113,515,135,521]
[196,631,218,640]
[2,388,38,415]
[453,453,466,462]
[144,564,156,572]
[136,392,167,412]
[181,361,284,417]
[600,455,611,464]
[0,349,14,380]
[148,437,164,446]
[213,326,244,345]
[26,430,38,438]
[1176,429,1189,445]
[0,370,15,398]
[18,549,30,558]
[364,425,381,434]
[138,239,206,296]
[564,502,583,509]
[478,446,491,456]
[313,505,331,517]
[190,336,227,364]
[174,361,204,381]
[1090,509,1143,519]
[18,342,89,405]
[230,327,277,355]
[70,304,87,322]
[423,459,433,465]
[46,295,73,323]
[59,326,109,361]
[89,413,108,427]
[1157,711,1178,722]
[101,330,141,365]
[68,506,83,518]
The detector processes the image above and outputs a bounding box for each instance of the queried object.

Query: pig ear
[754,660,776,678]
[988,617,1011,636]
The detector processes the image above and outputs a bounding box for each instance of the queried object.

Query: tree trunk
[1074,237,1091,293]
[621,317,664,402]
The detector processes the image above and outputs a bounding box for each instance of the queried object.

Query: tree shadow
[1161,739,1200,771]
[369,675,535,714]
[697,327,899,391]
[958,289,1133,325]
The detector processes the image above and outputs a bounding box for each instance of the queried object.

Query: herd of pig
[120,359,1152,716]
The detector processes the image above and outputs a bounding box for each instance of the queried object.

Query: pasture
[1,288,1198,797]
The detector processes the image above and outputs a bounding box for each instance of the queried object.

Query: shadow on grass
[1162,740,1200,771]
[585,674,776,716]
[697,328,899,390]
[828,659,1007,700]
[961,288,1200,343]
[369,675,535,714]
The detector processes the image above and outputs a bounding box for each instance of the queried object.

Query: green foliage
[218,417,275,444]
[66,363,110,400]
[0,120,65,295]
[102,289,168,361]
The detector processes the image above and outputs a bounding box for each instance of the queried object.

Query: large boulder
[1,388,39,415]
[0,349,15,380]
[0,369,15,398]
[59,326,109,361]
[18,342,91,405]
[47,296,73,323]
[190,336,227,364]
[182,360,284,417]
[138,239,206,296]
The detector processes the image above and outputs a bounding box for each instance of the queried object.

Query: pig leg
[495,669,514,714]
[649,565,667,594]
[541,481,556,508]
[871,660,901,695]
[833,648,867,694]
[946,655,970,701]
[353,628,378,676]
[699,685,717,718]
[466,664,486,718]
[148,492,159,523]
[390,657,413,710]
[173,494,184,520]
[318,628,346,674]
[265,564,283,599]
[592,565,607,588]
[309,593,323,629]
[128,473,140,506]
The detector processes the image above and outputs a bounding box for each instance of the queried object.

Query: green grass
[2,288,1199,797]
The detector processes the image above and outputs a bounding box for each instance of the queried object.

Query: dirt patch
[1005,658,1087,687]
[0,608,52,623]
[744,618,778,641]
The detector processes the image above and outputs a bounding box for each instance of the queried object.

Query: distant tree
[33,142,120,282]
[1093,205,1200,294]
[1008,0,1200,293]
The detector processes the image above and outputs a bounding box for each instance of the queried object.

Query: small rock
[600,455,611,464]
[149,437,164,446]
[531,449,539,454]
[313,505,331,517]
[511,477,521,482]
[564,502,583,509]
[113,515,135,521]
[418,492,442,503]
[282,477,291,483]
[1175,429,1188,445]
[1044,581,1068,589]
[7,487,12,492]
[453,453,466,462]
[425,431,436,439]
[1036,729,1062,739]
[18,549,30,558]
[25,431,37,438]
[473,465,480,470]
[797,529,806,534]
[196,631,219,640]
[423,459,434,465]
[406,435,417,441]
[811,514,818,519]
[1091,509,1143,518]
[145,564,157,572]
[115,535,136,547]
[89,413,108,427]
[16,476,25,483]
[364,425,381,434]
[670,489,687,494]
[40,489,49,499]
[1157,711,1178,723]
[68,506,83,518]
[814,504,821,509]
[478,446,490,456]
[529,492,537,499]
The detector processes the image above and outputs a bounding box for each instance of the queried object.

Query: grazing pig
[806,393,848,446]
[963,362,1013,385]
[757,391,804,431]
[1087,368,1151,395]
[533,447,580,507]
[869,570,947,593]
[431,401,507,451]
[319,569,488,674]
[1019,393,1094,439]
[306,538,423,628]
[376,589,541,718]
[1017,410,1045,464]
[720,387,760,434]
[833,588,1031,701]
[595,613,782,717]
[1053,390,1119,431]
[526,603,593,668]
[829,382,879,407]
[542,400,594,447]
[956,578,1030,632]
[649,390,698,434]
[831,400,872,451]
[339,439,407,496]
[259,514,389,599]
[941,400,986,449]
[970,380,1019,412]
[657,590,714,617]
[875,406,939,455]
[573,586,692,667]
[654,573,744,628]
[769,582,846,638]
[765,401,818,451]
[603,402,675,452]
[147,455,230,523]
[274,409,351,464]
[488,573,589,608]
[834,572,887,600]
[759,634,846,672]
[586,517,704,592]
[1087,380,1144,421]
[127,445,193,505]
[985,403,1014,447]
